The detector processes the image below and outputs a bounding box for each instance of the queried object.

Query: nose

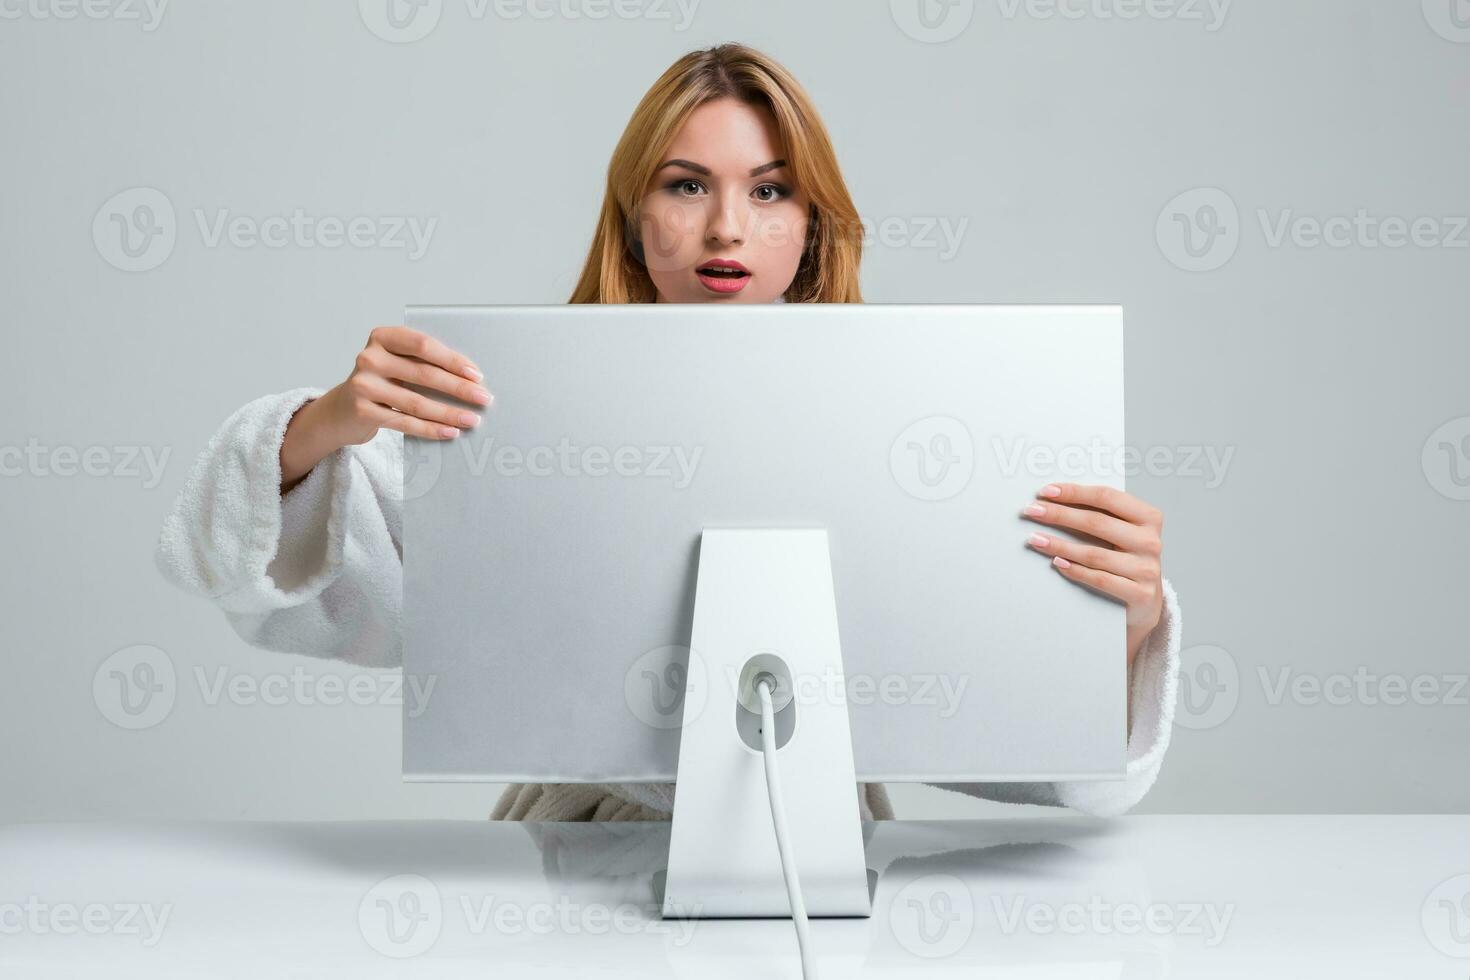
[705,188,749,247]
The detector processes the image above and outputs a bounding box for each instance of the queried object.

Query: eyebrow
[656,158,788,177]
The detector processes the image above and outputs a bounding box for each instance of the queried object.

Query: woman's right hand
[280,326,493,491]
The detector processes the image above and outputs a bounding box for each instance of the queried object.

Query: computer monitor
[400,303,1126,787]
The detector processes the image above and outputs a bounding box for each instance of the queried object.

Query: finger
[369,326,482,383]
[1037,483,1161,527]
[376,350,492,407]
[372,404,462,441]
[359,375,481,430]
[1049,555,1151,606]
[1026,531,1153,582]
[1022,500,1151,553]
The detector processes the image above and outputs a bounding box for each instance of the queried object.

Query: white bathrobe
[154,387,1184,822]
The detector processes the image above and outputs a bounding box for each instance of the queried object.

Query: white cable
[756,678,816,980]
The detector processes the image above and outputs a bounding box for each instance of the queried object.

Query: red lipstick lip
[696,259,751,275]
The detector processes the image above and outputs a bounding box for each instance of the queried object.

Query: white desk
[2,816,1467,977]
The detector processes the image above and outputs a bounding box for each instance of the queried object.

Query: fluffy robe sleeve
[156,389,1182,814]
[154,387,405,668]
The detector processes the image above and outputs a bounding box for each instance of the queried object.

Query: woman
[155,43,1182,822]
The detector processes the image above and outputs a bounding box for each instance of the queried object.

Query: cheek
[636,201,705,275]
[754,205,810,269]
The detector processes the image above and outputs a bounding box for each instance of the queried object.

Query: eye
[668,178,705,197]
[753,183,789,203]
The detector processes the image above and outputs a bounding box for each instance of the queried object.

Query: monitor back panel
[402,304,1126,784]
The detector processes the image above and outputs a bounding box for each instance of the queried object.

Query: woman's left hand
[1021,483,1165,670]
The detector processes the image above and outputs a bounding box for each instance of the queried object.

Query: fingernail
[458,412,478,427]
[440,426,459,438]
[471,387,491,405]
[1052,556,1071,569]
[1024,503,1046,517]
[1028,533,1050,548]
[1040,484,1062,498]
[463,364,483,382]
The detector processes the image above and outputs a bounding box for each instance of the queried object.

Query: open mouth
[696,265,750,279]
[695,260,752,293]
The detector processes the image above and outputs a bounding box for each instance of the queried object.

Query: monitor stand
[661,529,873,919]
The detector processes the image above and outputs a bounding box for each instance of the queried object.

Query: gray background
[2,0,1466,821]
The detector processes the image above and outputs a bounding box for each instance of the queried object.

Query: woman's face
[635,97,811,303]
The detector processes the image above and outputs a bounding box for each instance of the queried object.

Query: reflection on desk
[1,816,1465,977]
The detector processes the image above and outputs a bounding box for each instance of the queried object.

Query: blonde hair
[569,43,863,304]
